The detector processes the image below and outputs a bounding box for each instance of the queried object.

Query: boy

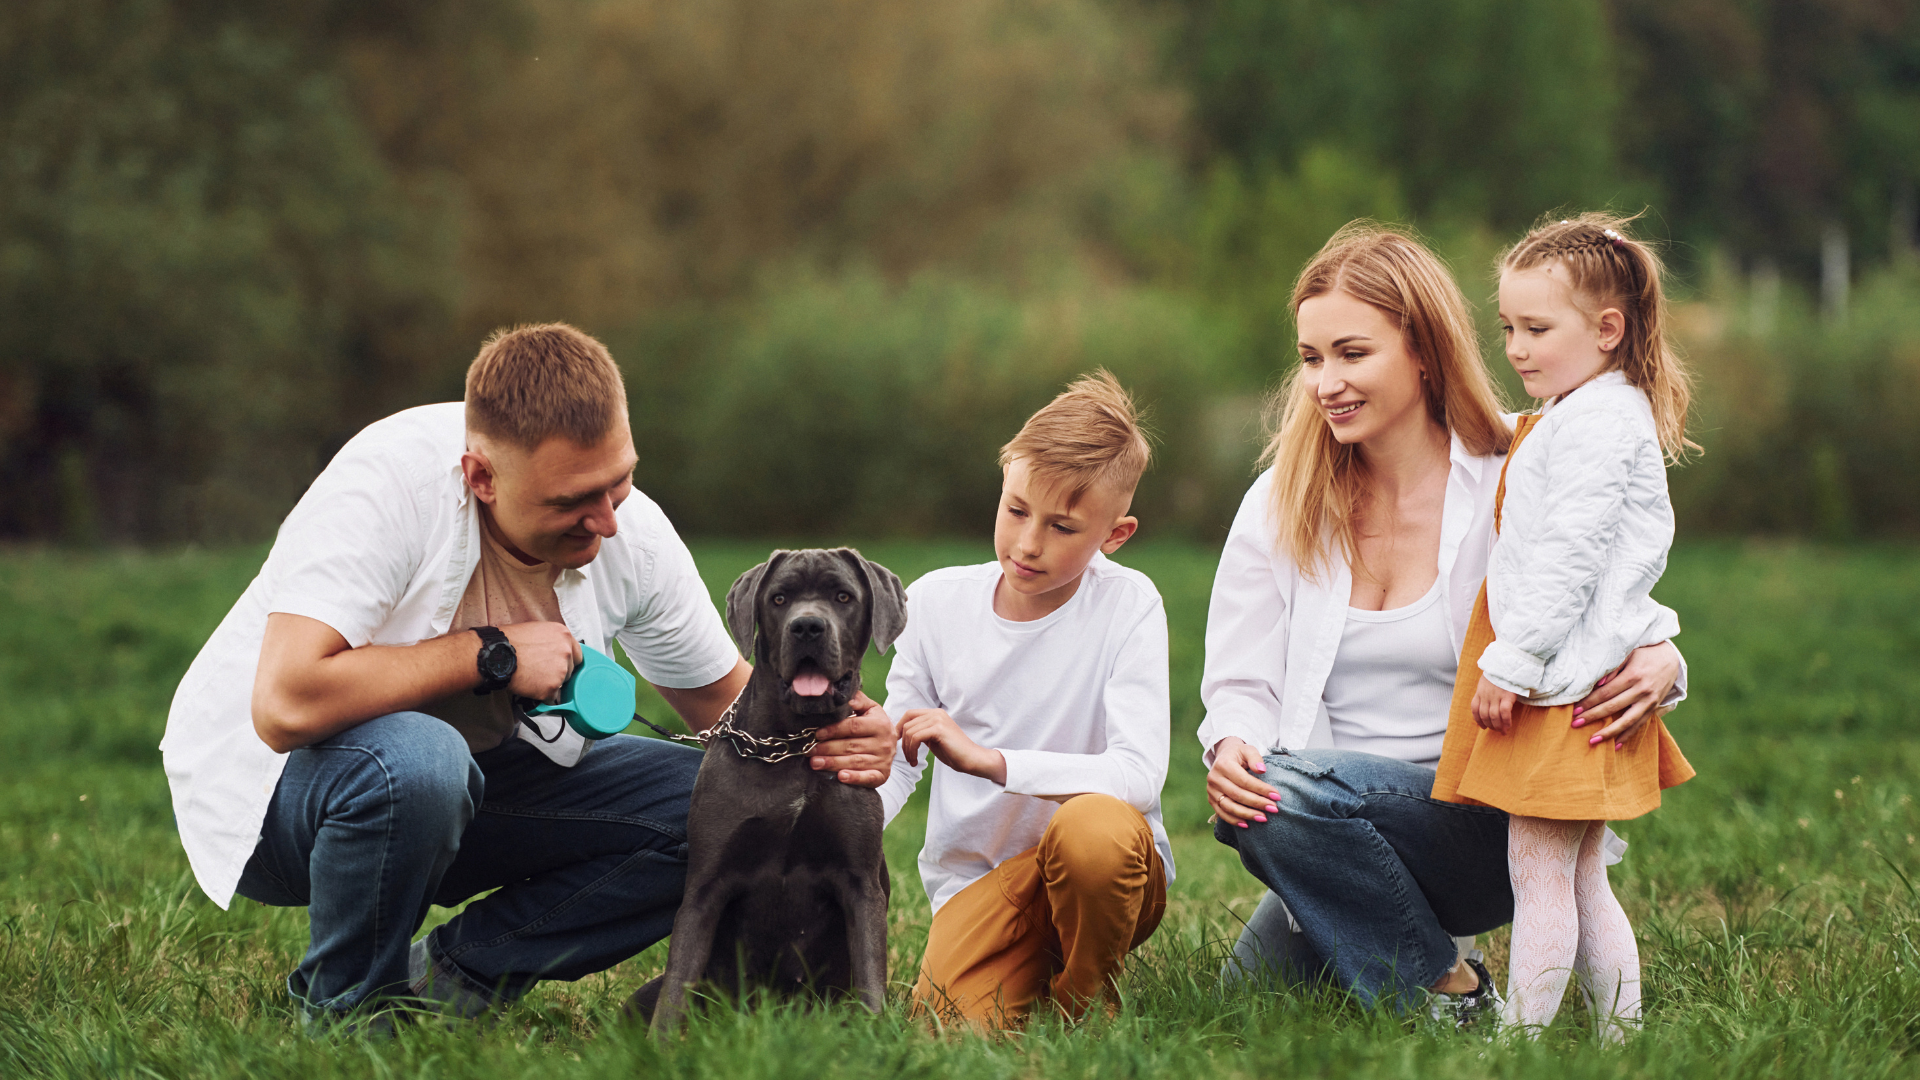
[878,370,1174,1028]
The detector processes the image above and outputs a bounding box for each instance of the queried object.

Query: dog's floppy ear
[725,551,789,655]
[837,548,908,654]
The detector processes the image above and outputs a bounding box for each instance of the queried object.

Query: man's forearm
[253,613,481,753]
[653,658,752,733]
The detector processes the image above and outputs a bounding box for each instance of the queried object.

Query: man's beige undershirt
[419,515,565,753]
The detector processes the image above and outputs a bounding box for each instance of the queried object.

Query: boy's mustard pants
[910,794,1165,1028]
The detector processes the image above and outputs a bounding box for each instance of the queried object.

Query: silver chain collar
[654,695,821,764]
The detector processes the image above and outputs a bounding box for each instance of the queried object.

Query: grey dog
[639,548,907,1033]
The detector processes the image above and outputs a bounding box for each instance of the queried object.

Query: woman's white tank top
[1322,576,1457,768]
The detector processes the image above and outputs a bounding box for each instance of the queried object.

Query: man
[161,324,895,1024]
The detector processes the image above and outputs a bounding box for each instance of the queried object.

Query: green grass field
[2,539,1918,1078]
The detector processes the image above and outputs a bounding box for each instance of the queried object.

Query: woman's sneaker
[1426,953,1501,1030]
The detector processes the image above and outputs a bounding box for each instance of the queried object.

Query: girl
[1432,213,1697,1039]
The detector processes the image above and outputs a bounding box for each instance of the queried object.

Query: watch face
[479,642,516,683]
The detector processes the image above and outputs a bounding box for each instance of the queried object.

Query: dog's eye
[836,592,852,604]
[771,595,786,606]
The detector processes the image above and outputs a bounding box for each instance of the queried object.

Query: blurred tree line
[1175,0,1920,271]
[3,0,1917,543]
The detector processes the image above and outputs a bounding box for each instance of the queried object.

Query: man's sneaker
[1426,953,1502,1030]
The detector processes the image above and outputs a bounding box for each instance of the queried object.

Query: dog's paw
[621,975,664,1025]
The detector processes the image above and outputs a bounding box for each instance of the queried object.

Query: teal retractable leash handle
[514,643,746,751]
[515,644,639,740]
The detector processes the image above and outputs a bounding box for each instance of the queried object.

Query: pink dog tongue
[793,672,831,697]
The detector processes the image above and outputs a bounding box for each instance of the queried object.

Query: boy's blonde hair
[1264,222,1512,580]
[999,370,1151,506]
[466,323,627,450]
[1500,212,1699,462]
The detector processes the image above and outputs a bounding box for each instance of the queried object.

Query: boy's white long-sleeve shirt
[877,553,1176,914]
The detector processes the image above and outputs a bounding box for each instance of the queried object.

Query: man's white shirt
[877,553,1175,915]
[161,403,739,909]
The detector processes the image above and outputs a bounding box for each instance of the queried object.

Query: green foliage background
[3,0,1918,543]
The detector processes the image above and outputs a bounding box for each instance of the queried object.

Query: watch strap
[473,625,514,695]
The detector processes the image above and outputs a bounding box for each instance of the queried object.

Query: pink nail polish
[1571,719,1584,728]
[1254,763,1267,773]
[1589,735,1602,746]
[1237,821,1249,829]
[1254,814,1267,823]
[1264,804,1279,813]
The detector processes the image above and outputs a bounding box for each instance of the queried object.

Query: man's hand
[501,621,582,703]
[809,692,897,787]
[1471,676,1519,733]
[1572,640,1681,749]
[1205,736,1280,828]
[898,708,1007,785]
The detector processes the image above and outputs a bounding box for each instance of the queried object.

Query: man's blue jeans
[1213,748,1513,1010]
[235,712,702,1016]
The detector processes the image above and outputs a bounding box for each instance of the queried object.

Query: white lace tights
[1502,816,1641,1041]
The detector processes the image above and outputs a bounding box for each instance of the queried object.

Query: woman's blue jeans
[235,712,703,1017]
[1213,748,1513,1010]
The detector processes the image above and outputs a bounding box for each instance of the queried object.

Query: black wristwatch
[473,626,517,695]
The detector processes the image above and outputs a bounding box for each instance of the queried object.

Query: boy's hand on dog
[809,692,897,787]
[898,708,1008,785]
[1471,676,1519,733]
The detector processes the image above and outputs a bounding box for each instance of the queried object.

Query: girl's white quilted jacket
[1479,370,1682,705]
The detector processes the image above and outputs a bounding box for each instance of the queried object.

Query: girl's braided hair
[1501,212,1699,462]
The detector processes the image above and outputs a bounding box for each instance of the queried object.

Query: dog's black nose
[789,615,827,641]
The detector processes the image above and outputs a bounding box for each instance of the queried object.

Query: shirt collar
[1541,369,1629,417]
[450,457,471,508]
[1447,428,1487,481]
[1438,434,1481,580]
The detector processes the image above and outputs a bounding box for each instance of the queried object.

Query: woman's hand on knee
[1574,640,1680,748]
[1206,738,1282,828]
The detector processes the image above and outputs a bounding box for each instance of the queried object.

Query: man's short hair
[465,323,627,449]
[999,369,1151,505]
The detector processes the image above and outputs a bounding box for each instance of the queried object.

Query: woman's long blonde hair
[1499,212,1698,462]
[1261,222,1511,578]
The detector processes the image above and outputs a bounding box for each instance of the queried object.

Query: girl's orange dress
[1431,413,1694,821]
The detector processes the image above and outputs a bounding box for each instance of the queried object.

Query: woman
[1199,223,1683,1016]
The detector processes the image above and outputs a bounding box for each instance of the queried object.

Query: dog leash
[631,696,822,764]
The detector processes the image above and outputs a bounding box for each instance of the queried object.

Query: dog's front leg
[837,872,890,1015]
[651,879,732,1036]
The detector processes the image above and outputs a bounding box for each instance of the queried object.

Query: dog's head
[725,549,907,716]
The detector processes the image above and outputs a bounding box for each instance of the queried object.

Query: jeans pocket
[1266,749,1333,780]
